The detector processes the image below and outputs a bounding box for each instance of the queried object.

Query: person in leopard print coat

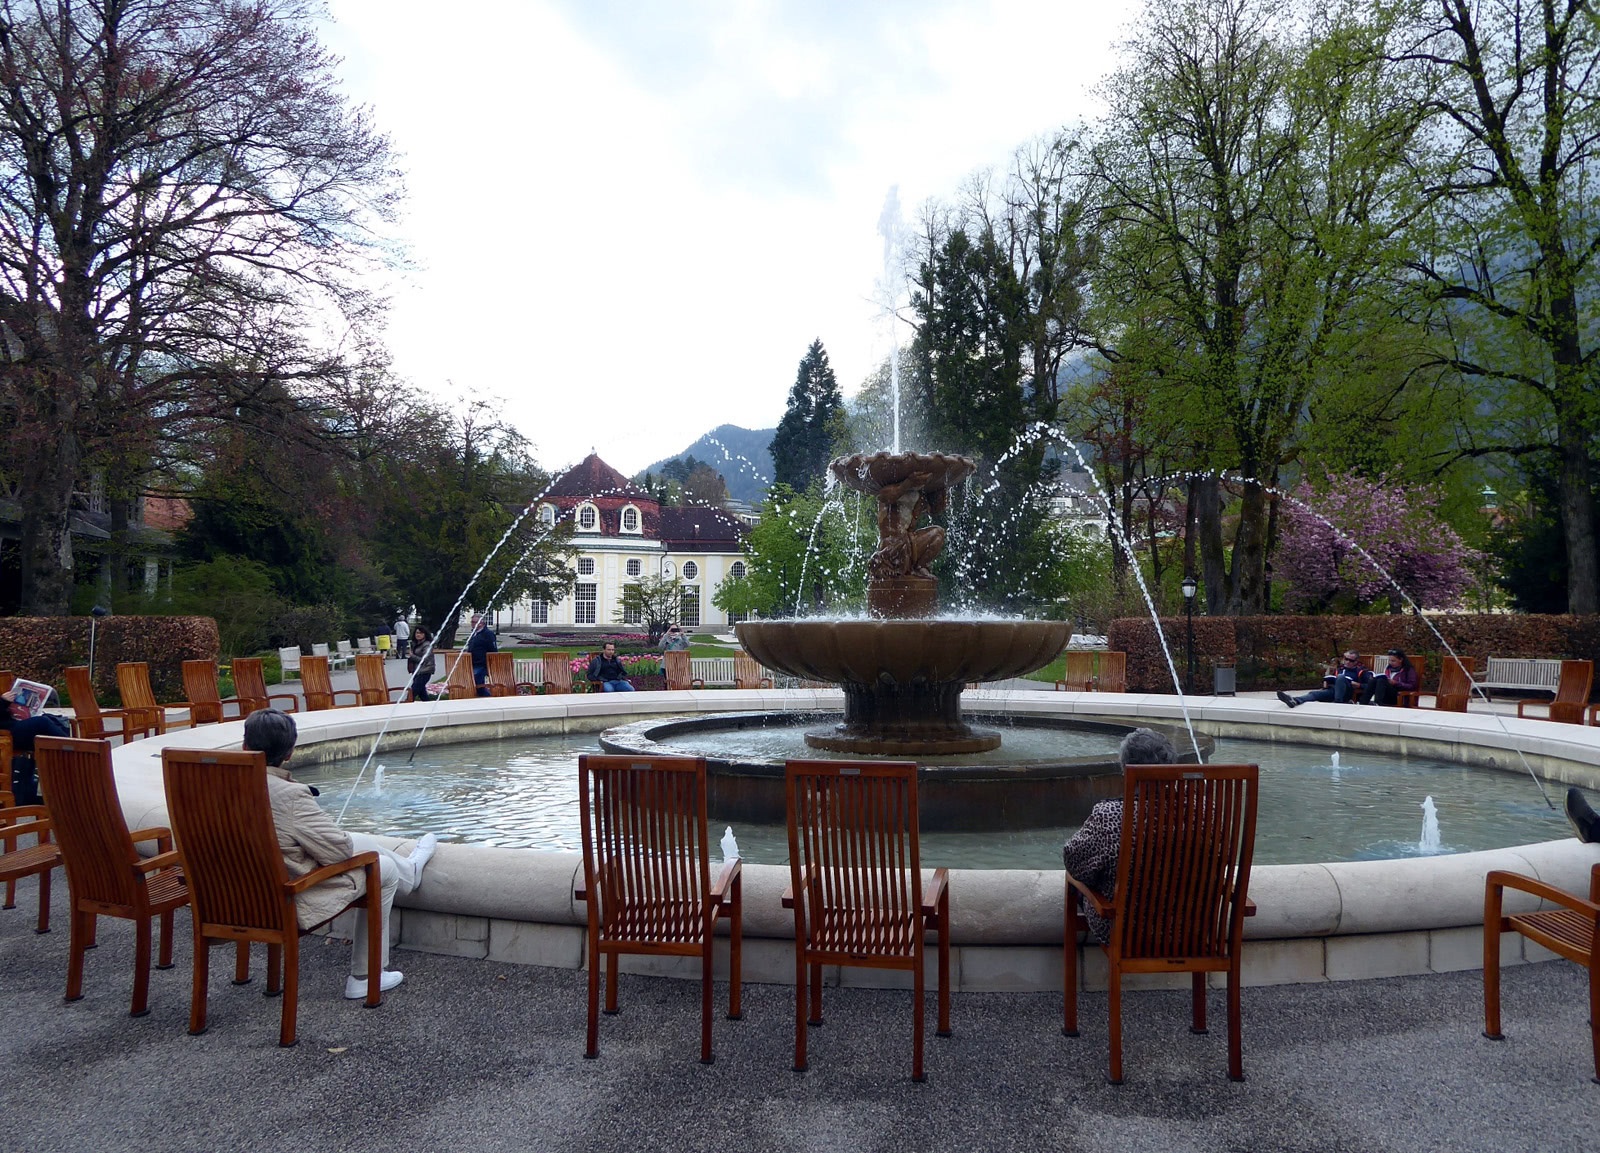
[1061,728,1179,943]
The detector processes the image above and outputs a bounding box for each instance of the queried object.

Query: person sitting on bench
[1278,650,1372,708]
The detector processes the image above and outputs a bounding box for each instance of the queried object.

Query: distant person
[0,687,70,806]
[394,615,410,660]
[1061,728,1178,942]
[1366,649,1419,707]
[241,709,439,999]
[587,642,636,693]
[1567,788,1600,843]
[407,625,437,701]
[465,613,497,696]
[661,625,690,652]
[1278,651,1372,708]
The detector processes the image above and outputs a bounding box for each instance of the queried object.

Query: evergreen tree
[770,340,844,491]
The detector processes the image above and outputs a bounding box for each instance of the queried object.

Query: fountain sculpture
[736,451,1071,756]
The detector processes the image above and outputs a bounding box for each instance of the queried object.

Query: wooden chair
[1055,651,1097,692]
[733,651,771,690]
[230,657,298,714]
[484,652,519,697]
[35,736,190,1017]
[299,655,358,712]
[784,759,950,1082]
[1064,763,1259,1083]
[1483,862,1599,1082]
[115,662,190,735]
[1516,660,1594,725]
[160,747,385,1047]
[0,670,13,694]
[542,651,576,695]
[1432,656,1473,713]
[664,649,701,691]
[0,800,58,933]
[0,729,10,807]
[277,646,303,679]
[64,665,143,742]
[181,660,246,726]
[1095,651,1128,693]
[439,652,480,699]
[576,754,742,1063]
[354,653,405,707]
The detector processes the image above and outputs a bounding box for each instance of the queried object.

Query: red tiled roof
[546,454,650,501]
[658,506,745,549]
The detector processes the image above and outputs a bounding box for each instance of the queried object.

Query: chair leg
[265,943,282,996]
[1062,894,1079,1037]
[1108,968,1124,1085]
[912,946,926,1083]
[1227,968,1244,1082]
[793,943,808,1073]
[1191,972,1208,1034]
[279,935,299,1047]
[65,908,90,1002]
[233,940,251,986]
[727,878,743,1021]
[131,914,153,1017]
[1588,954,1600,1084]
[1483,887,1504,1041]
[809,961,823,1025]
[34,865,50,933]
[585,935,601,1059]
[156,908,174,970]
[189,931,210,1036]
[700,936,714,1065]
[604,952,620,1014]
[4,874,13,909]
[936,892,951,1038]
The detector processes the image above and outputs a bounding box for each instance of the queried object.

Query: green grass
[1025,655,1069,683]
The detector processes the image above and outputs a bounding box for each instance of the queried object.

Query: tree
[770,340,844,491]
[712,484,868,618]
[682,464,728,508]
[615,574,685,642]
[0,1,400,613]
[1396,0,1600,612]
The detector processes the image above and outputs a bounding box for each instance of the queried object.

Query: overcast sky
[321,1,1141,478]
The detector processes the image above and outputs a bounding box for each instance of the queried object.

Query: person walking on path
[407,625,437,702]
[465,613,497,696]
[394,615,410,660]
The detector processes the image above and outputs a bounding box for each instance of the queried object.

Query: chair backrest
[733,651,769,689]
[231,658,271,714]
[441,651,478,699]
[161,748,292,935]
[664,649,693,691]
[1111,764,1258,964]
[1435,656,1472,711]
[311,643,331,658]
[299,654,337,711]
[337,639,355,657]
[1096,652,1128,692]
[182,660,225,725]
[578,754,711,940]
[485,652,516,695]
[543,651,573,694]
[116,663,160,712]
[64,666,111,737]
[354,653,390,706]
[1061,651,1096,690]
[277,646,302,675]
[1554,660,1595,710]
[357,637,375,654]
[785,759,922,959]
[0,670,13,695]
[35,736,141,908]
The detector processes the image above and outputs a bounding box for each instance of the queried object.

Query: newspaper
[7,678,56,717]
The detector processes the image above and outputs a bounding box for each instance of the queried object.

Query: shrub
[0,615,219,701]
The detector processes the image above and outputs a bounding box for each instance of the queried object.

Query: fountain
[736,450,1072,756]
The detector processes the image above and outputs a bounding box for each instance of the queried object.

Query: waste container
[1213,663,1237,696]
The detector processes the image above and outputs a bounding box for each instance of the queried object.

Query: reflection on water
[298,733,1568,868]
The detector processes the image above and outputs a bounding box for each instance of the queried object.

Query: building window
[577,503,598,531]
[575,584,597,624]
[621,506,640,533]
[539,504,555,527]
[680,587,700,628]
[529,599,548,624]
[626,559,641,577]
[682,561,698,580]
[577,557,595,576]
[730,561,746,579]
[622,596,641,625]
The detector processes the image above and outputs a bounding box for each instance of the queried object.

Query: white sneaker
[408,833,439,886]
[344,970,404,999]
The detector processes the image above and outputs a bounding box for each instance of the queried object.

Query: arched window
[729,561,746,579]
[682,561,699,580]
[538,504,555,526]
[577,503,598,531]
[626,559,642,577]
[621,506,640,533]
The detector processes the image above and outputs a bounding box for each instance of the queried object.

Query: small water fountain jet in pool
[1419,796,1442,853]
[737,450,1070,756]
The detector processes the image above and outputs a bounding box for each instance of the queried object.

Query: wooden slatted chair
[65,665,143,742]
[0,796,59,934]
[543,651,576,695]
[181,660,246,726]
[0,670,13,694]
[733,651,771,690]
[1516,659,1594,725]
[1432,656,1473,713]
[1064,763,1260,1084]
[784,759,951,1082]
[664,649,700,691]
[1055,651,1097,691]
[576,754,742,1063]
[299,655,359,712]
[354,653,405,708]
[1483,863,1599,1082]
[484,652,519,697]
[438,651,480,699]
[35,737,190,1017]
[0,730,10,807]
[230,658,298,715]
[1095,651,1129,693]
[115,662,189,735]
[160,748,385,1046]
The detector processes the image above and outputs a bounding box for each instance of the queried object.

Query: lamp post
[1180,575,1198,695]
[88,605,109,681]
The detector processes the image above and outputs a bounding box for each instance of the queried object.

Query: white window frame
[577,557,595,576]
[730,561,746,579]
[680,586,700,628]
[620,505,641,534]
[576,502,599,532]
[538,504,556,527]
[626,559,642,577]
[575,583,597,624]
[529,599,548,624]
[682,560,699,580]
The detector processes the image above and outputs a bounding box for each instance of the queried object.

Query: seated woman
[1366,649,1419,706]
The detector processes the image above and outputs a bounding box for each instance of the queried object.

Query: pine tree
[770,340,844,491]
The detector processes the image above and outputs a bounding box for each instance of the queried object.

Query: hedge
[0,616,220,703]
[1107,613,1600,696]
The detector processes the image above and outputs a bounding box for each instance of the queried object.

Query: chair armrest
[922,867,950,920]
[0,807,52,842]
[711,858,742,903]
[135,850,182,873]
[128,826,174,854]
[1243,897,1256,917]
[1486,868,1600,918]
[1515,700,1543,719]
[286,850,381,894]
[264,692,299,712]
[329,689,361,708]
[1064,869,1114,917]
[781,863,820,910]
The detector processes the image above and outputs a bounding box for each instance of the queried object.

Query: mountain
[638,424,775,505]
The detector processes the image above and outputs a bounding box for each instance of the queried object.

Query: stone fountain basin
[829,450,975,494]
[736,618,1072,685]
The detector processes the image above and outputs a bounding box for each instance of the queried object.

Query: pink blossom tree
[1275,475,1483,612]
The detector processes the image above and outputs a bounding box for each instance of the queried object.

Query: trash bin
[1213,663,1237,696]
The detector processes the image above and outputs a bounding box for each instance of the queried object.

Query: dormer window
[620,505,640,534]
[576,502,598,531]
[538,503,555,527]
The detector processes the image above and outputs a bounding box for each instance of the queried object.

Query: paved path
[1,880,1593,1153]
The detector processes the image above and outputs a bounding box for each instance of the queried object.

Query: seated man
[1278,651,1372,708]
[0,687,72,805]
[241,710,440,999]
[586,642,636,693]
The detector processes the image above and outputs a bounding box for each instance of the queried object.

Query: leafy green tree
[770,340,845,491]
[616,574,685,642]
[712,484,869,617]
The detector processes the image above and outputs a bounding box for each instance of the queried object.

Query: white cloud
[323,0,1140,477]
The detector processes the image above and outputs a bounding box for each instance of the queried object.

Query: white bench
[1479,657,1563,699]
[691,656,736,687]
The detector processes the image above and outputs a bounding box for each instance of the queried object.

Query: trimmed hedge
[0,616,220,703]
[1107,614,1600,696]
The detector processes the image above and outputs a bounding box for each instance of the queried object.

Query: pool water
[299,734,1570,868]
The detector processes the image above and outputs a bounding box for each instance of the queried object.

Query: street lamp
[88,605,109,681]
[1180,575,1198,695]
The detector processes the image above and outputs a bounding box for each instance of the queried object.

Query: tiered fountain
[736,450,1072,756]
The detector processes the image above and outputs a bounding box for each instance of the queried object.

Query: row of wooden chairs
[1054,651,1128,693]
[1427,657,1597,724]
